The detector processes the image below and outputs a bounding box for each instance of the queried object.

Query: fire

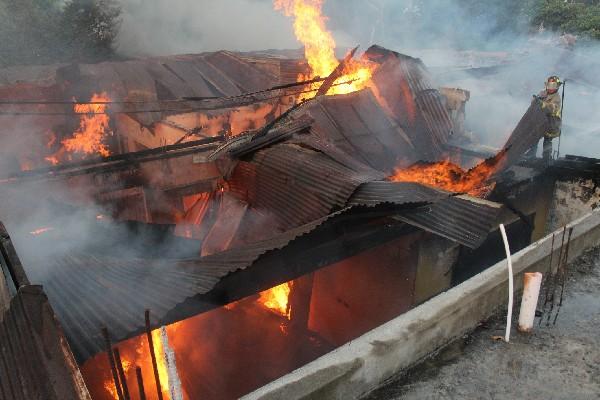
[29,227,54,235]
[151,329,171,398]
[258,282,292,319]
[274,0,375,97]
[390,154,505,197]
[101,328,175,400]
[62,93,111,158]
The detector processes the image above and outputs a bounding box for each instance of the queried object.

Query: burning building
[1,1,599,400]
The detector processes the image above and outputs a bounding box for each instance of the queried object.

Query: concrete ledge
[242,210,600,400]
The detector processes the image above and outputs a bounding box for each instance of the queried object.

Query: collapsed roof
[0,45,553,363]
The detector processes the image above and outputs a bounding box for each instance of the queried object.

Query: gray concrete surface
[364,247,600,400]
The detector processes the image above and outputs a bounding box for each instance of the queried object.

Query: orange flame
[258,282,292,319]
[274,0,374,97]
[390,154,504,197]
[102,329,174,400]
[62,93,111,157]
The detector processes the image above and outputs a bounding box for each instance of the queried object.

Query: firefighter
[531,75,563,160]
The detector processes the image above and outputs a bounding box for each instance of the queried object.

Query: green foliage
[533,0,600,39]
[0,0,121,67]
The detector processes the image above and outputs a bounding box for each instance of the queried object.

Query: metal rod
[101,327,124,400]
[136,367,147,400]
[546,227,567,326]
[539,233,556,326]
[113,348,131,400]
[554,227,574,325]
[145,310,164,400]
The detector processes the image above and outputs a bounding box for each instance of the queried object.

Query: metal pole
[136,367,147,400]
[101,327,124,400]
[113,348,131,400]
[557,80,567,159]
[145,310,164,400]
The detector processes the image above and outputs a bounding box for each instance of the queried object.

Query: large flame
[390,154,504,197]
[258,282,292,319]
[62,93,111,158]
[274,0,374,97]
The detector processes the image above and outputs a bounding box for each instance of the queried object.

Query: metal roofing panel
[349,181,451,207]
[203,51,279,94]
[22,210,344,362]
[396,195,503,248]
[495,101,552,173]
[366,46,453,161]
[305,89,417,172]
[245,144,374,231]
[0,286,91,400]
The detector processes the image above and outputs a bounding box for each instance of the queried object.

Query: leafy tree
[532,0,600,39]
[0,0,121,67]
[61,0,122,62]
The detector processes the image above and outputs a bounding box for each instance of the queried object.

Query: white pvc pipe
[518,272,543,333]
[499,224,513,343]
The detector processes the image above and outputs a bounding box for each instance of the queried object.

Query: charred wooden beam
[101,328,124,400]
[136,367,147,400]
[0,136,224,184]
[0,221,30,291]
[316,46,359,97]
[114,348,131,400]
[145,310,164,400]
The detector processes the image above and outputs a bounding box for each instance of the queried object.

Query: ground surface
[364,247,600,400]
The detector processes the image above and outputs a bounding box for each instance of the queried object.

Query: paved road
[364,247,600,400]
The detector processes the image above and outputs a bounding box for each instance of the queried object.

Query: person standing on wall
[533,76,564,160]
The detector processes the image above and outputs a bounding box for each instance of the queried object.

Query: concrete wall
[548,179,600,232]
[242,209,600,400]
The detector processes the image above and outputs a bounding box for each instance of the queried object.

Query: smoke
[113,0,600,156]
[115,0,297,56]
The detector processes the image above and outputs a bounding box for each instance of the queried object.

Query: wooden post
[101,327,124,400]
[136,367,147,400]
[145,310,164,400]
[113,348,131,400]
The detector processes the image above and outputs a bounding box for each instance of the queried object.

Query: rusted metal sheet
[495,101,552,173]
[366,45,453,161]
[235,143,374,232]
[349,181,451,207]
[23,210,345,362]
[303,89,417,172]
[396,195,503,248]
[0,285,91,400]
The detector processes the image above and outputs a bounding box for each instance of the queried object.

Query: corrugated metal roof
[0,285,91,400]
[301,89,418,172]
[396,195,503,248]
[495,101,551,173]
[229,143,375,232]
[23,210,346,362]
[365,46,454,161]
[349,181,451,207]
[348,181,502,248]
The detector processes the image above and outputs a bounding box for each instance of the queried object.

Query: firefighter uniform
[528,76,563,160]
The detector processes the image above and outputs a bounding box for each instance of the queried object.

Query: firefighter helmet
[545,75,562,94]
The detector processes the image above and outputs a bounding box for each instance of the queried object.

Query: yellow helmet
[545,76,562,94]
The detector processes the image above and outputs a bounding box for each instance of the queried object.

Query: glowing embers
[258,282,292,319]
[29,226,54,236]
[273,0,376,98]
[389,152,506,197]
